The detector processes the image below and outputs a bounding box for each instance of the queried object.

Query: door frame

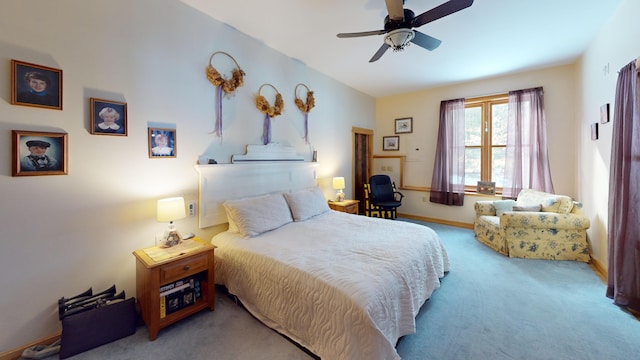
[352,127,373,213]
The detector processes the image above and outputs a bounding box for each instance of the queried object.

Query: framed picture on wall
[395,117,413,134]
[148,128,176,158]
[383,136,400,151]
[11,59,62,110]
[90,98,128,136]
[591,123,599,140]
[600,103,610,124]
[12,130,68,176]
[477,181,496,195]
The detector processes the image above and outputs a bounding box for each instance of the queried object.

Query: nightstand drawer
[160,254,208,283]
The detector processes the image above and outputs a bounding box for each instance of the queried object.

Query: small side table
[133,238,215,340]
[328,199,360,215]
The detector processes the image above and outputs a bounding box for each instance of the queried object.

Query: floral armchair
[473,189,591,262]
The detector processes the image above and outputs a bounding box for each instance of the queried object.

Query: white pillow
[223,193,293,237]
[493,199,516,216]
[283,187,330,221]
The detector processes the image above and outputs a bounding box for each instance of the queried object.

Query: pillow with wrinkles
[493,200,516,216]
[513,204,542,212]
[283,186,330,221]
[223,193,293,238]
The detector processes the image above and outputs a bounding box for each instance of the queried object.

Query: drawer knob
[183,265,190,271]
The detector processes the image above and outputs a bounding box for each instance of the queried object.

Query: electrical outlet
[187,201,196,217]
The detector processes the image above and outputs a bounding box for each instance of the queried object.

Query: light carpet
[28,220,640,359]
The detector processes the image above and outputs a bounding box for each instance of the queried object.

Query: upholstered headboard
[195,162,319,228]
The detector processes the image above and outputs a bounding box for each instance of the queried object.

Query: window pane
[491,103,508,145]
[465,107,481,146]
[492,147,505,188]
[465,148,480,186]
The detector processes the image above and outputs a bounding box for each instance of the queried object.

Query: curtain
[502,87,555,198]
[606,60,640,312]
[430,98,465,206]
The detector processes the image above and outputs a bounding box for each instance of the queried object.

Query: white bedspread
[212,211,449,360]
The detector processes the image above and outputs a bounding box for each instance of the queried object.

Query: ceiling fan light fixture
[384,28,414,52]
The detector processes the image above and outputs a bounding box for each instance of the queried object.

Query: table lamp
[157,197,186,247]
[333,177,345,202]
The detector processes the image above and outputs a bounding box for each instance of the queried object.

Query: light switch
[187,201,196,217]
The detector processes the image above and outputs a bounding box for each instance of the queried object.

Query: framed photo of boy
[383,136,400,151]
[148,128,176,158]
[11,60,63,110]
[395,117,413,134]
[12,130,68,176]
[90,98,128,136]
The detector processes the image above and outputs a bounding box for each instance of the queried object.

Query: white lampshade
[332,177,345,190]
[157,197,186,222]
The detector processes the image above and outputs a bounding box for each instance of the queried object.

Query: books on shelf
[159,275,205,318]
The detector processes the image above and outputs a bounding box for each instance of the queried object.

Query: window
[464,94,508,192]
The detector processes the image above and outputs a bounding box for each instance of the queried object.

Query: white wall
[0,0,374,351]
[577,0,640,268]
[375,64,579,225]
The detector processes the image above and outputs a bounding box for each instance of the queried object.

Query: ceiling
[181,0,623,98]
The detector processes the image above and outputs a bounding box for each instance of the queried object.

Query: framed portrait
[11,59,63,110]
[600,103,610,124]
[90,98,128,136]
[383,136,400,151]
[395,117,413,134]
[477,181,496,195]
[12,130,68,176]
[591,123,599,141]
[148,128,176,158]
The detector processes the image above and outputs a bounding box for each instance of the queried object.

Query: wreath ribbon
[295,83,315,144]
[256,83,284,145]
[206,51,245,139]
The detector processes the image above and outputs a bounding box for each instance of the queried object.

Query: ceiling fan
[337,0,474,62]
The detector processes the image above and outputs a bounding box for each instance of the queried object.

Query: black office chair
[367,175,404,219]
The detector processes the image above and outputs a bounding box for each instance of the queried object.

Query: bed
[210,187,449,360]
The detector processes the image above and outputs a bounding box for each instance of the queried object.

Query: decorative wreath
[294,83,315,113]
[206,51,245,93]
[256,83,284,117]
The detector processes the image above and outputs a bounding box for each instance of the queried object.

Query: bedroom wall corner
[375,64,579,226]
[576,0,640,269]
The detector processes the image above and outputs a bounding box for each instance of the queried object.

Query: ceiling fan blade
[369,44,390,63]
[385,0,405,21]
[411,31,442,51]
[337,29,386,38]
[412,0,474,28]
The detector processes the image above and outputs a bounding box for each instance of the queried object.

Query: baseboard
[398,213,474,229]
[589,257,607,284]
[0,331,61,360]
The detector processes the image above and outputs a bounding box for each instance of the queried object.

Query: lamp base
[335,191,345,202]
[160,230,182,247]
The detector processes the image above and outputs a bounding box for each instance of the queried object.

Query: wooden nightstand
[133,238,215,340]
[328,199,360,214]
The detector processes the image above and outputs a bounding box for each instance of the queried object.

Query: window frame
[464,93,508,193]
